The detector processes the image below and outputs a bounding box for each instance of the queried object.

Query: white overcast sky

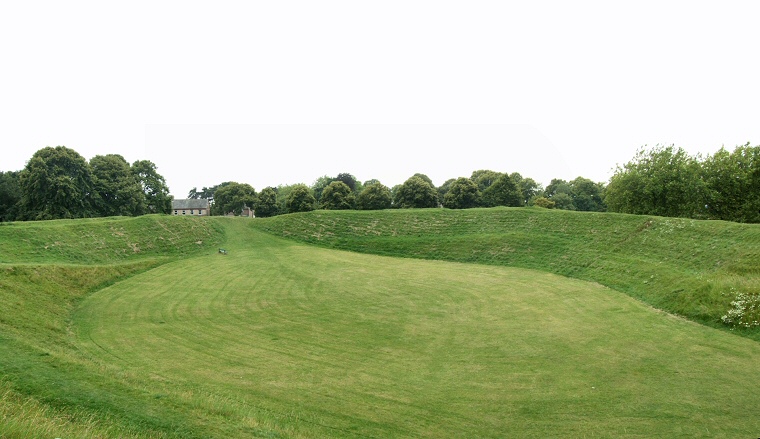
[2,1,758,197]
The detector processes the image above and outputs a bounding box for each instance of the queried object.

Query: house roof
[172,199,210,209]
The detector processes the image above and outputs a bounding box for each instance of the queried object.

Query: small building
[172,199,210,216]
[224,204,255,218]
[241,205,255,218]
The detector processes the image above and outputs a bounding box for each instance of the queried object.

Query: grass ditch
[0,215,226,438]
[2,211,760,437]
[74,219,760,437]
[251,207,760,339]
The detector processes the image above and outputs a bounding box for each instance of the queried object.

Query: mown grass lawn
[4,212,760,437]
[72,219,760,438]
[252,208,760,338]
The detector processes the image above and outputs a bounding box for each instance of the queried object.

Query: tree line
[161,142,760,224]
[187,170,607,218]
[2,143,759,223]
[0,146,171,221]
[605,143,760,223]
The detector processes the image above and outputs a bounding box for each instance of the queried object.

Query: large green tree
[286,184,316,213]
[437,178,456,203]
[544,178,570,199]
[394,176,439,208]
[703,144,760,223]
[481,174,523,207]
[544,179,576,210]
[19,146,97,220]
[542,177,606,212]
[605,145,707,218]
[569,177,606,212]
[390,184,402,208]
[320,181,355,210]
[443,177,481,209]
[132,160,172,214]
[335,173,360,193]
[275,184,295,214]
[412,173,434,187]
[90,154,145,216]
[356,182,392,210]
[511,173,542,205]
[212,182,257,216]
[0,171,21,221]
[254,186,279,218]
[551,192,576,210]
[188,183,230,202]
[310,175,334,203]
[470,170,504,192]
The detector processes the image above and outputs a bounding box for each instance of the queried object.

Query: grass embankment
[251,207,760,338]
[0,214,222,264]
[4,211,760,437]
[76,219,760,437]
[0,215,224,438]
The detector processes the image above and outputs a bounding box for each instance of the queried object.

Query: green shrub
[532,197,555,209]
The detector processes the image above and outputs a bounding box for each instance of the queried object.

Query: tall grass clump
[0,381,152,439]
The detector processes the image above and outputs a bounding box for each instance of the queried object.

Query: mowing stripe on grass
[75,221,760,438]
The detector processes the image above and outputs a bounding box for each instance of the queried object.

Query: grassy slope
[0,214,223,264]
[251,207,760,338]
[75,219,760,437]
[3,211,760,437]
[0,215,225,439]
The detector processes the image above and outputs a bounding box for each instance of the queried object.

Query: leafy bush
[532,197,555,209]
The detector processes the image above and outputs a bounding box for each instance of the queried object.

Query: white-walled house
[172,199,210,216]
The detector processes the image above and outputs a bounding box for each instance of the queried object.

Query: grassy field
[251,207,760,338]
[2,210,760,437]
[0,215,224,438]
